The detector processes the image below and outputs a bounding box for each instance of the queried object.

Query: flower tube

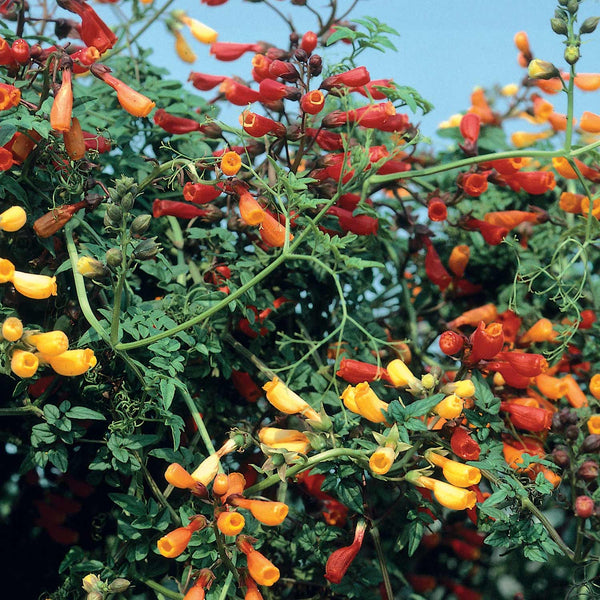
[237,537,280,587]
[425,451,481,487]
[229,498,289,526]
[45,348,96,376]
[24,330,69,356]
[262,377,320,421]
[12,271,57,299]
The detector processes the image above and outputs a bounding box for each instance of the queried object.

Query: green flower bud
[107,579,130,593]
[567,0,578,14]
[580,16,600,34]
[133,237,161,260]
[120,192,135,212]
[564,45,580,64]
[105,247,122,267]
[550,17,568,35]
[106,204,123,222]
[130,214,152,235]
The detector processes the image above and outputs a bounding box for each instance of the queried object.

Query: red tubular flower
[468,322,504,363]
[70,46,100,73]
[462,217,508,246]
[50,68,73,132]
[459,113,480,155]
[350,101,396,129]
[484,210,543,230]
[183,182,221,204]
[423,238,452,291]
[439,331,465,355]
[451,427,481,461]
[376,112,411,132]
[251,53,273,81]
[57,0,117,53]
[500,401,553,432]
[231,370,262,402]
[503,170,556,194]
[481,157,528,175]
[337,193,373,211]
[458,172,488,197]
[0,147,14,171]
[153,199,215,219]
[188,72,227,91]
[300,90,325,115]
[325,206,377,235]
[495,351,547,377]
[428,198,447,222]
[321,66,370,90]
[486,361,532,388]
[259,212,292,248]
[154,109,200,134]
[0,37,14,66]
[238,192,265,225]
[33,201,87,238]
[82,131,111,153]
[304,128,345,151]
[449,538,481,561]
[258,78,289,100]
[268,59,300,82]
[0,82,21,111]
[210,42,261,61]
[220,79,261,105]
[300,30,318,54]
[336,358,390,385]
[241,111,286,137]
[325,520,367,584]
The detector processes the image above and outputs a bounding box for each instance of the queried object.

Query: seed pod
[130,214,152,235]
[550,17,568,35]
[105,248,122,267]
[552,447,570,468]
[577,460,598,481]
[580,16,600,34]
[581,434,600,453]
[121,192,135,212]
[106,204,123,222]
[133,237,161,260]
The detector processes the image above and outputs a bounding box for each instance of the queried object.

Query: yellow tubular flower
[0,258,15,283]
[341,384,360,413]
[0,206,27,232]
[450,379,476,398]
[11,349,39,378]
[511,130,552,148]
[369,446,395,475]
[45,348,96,376]
[2,317,23,342]
[426,451,481,487]
[387,358,418,388]
[190,452,220,486]
[353,382,389,423]
[77,256,108,279]
[182,16,218,44]
[434,394,464,420]
[262,377,321,421]
[173,29,197,63]
[24,330,69,356]
[416,475,477,510]
[258,427,311,454]
[12,271,57,299]
[231,498,289,526]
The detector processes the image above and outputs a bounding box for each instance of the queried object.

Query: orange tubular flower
[412,474,477,510]
[191,452,220,486]
[237,538,280,587]
[563,375,588,408]
[157,517,207,558]
[91,65,155,117]
[63,117,86,160]
[0,83,21,111]
[458,172,488,197]
[588,415,600,434]
[244,576,264,600]
[45,348,97,376]
[514,31,530,55]
[448,245,470,278]
[300,90,325,115]
[579,111,600,134]
[241,111,286,138]
[12,271,57,299]
[511,131,552,148]
[50,68,73,132]
[24,330,69,356]
[220,151,242,176]
[11,349,39,378]
[258,427,311,454]
[262,376,320,421]
[230,498,288,526]
[2,317,23,342]
[164,463,198,490]
[590,374,600,400]
[0,206,27,232]
[238,193,266,226]
[573,73,600,91]
[183,569,214,600]
[519,318,557,344]
[448,303,497,329]
[352,382,389,423]
[535,374,568,400]
[259,212,292,248]
[559,192,586,213]
[553,156,600,182]
[369,446,395,475]
[212,473,229,496]
[484,210,541,230]
[426,451,481,487]
[216,510,245,536]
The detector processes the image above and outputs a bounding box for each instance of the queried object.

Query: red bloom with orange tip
[451,427,481,461]
[259,212,292,248]
[183,182,221,204]
[325,520,367,584]
[336,358,390,385]
[188,72,227,91]
[484,210,543,230]
[468,322,504,363]
[461,217,508,246]
[428,198,447,222]
[321,66,370,90]
[487,361,532,388]
[300,90,325,115]
[210,41,262,61]
[154,109,200,134]
[500,402,553,432]
[458,172,488,197]
[241,111,286,137]
[58,0,117,52]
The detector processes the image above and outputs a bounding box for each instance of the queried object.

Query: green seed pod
[131,214,152,235]
[105,247,122,268]
[106,204,123,222]
[120,192,135,212]
[133,237,161,260]
[567,0,578,14]
[580,16,600,34]
[550,17,568,35]
[107,579,130,593]
[564,45,580,64]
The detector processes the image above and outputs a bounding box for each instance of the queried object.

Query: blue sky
[98,0,600,144]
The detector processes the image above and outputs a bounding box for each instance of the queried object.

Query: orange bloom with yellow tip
[369,446,395,475]
[11,349,39,378]
[216,510,245,536]
[426,451,481,487]
[588,415,600,434]
[220,151,242,176]
[237,537,280,587]
[230,498,288,526]
[262,377,320,421]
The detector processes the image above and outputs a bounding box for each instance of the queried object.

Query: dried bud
[105,247,123,267]
[133,237,161,260]
[308,54,322,76]
[131,214,152,235]
[580,16,600,34]
[107,579,130,593]
[577,460,599,481]
[552,447,570,468]
[550,17,568,35]
[565,424,580,440]
[294,48,308,62]
[581,434,600,453]
[575,495,595,518]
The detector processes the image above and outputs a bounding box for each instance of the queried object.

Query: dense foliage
[1,1,600,599]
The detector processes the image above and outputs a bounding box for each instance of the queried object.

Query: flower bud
[308,54,322,76]
[564,45,580,65]
[580,16,600,34]
[108,579,130,593]
[581,434,600,453]
[577,460,598,481]
[567,0,579,14]
[105,248,122,267]
[24,330,69,356]
[45,348,97,376]
[82,574,101,593]
[106,204,123,222]
[121,192,135,212]
[575,495,594,518]
[133,237,161,260]
[131,214,152,235]
[550,17,568,35]
[528,59,560,80]
[552,447,570,468]
[77,256,109,279]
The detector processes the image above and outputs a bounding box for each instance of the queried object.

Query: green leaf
[326,26,361,46]
[43,404,61,425]
[0,124,17,147]
[65,407,106,420]
[109,493,146,516]
[159,379,176,410]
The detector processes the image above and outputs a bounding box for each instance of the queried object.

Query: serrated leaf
[109,493,146,516]
[65,407,106,420]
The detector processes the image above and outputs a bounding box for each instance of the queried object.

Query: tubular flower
[428,198,447,222]
[511,130,552,148]
[300,90,325,115]
[154,109,200,134]
[180,15,218,44]
[325,520,367,584]
[426,451,481,487]
[77,256,108,280]
[0,83,21,111]
[216,510,245,536]
[0,148,14,171]
[411,474,477,510]
[11,349,39,378]
[12,271,57,299]
[183,182,221,204]
[500,402,552,432]
[63,117,86,160]
[326,206,378,235]
[238,193,266,225]
[563,374,588,408]
[258,427,311,454]
[91,66,155,117]
[173,29,196,63]
[188,72,227,91]
[590,374,600,400]
[241,111,286,138]
[352,382,389,423]
[553,157,600,182]
[387,358,419,388]
[243,577,264,600]
[459,113,480,155]
[210,42,262,61]
[220,151,242,176]
[573,73,600,91]
[57,0,117,53]
[259,212,293,247]
[369,445,396,475]
[157,517,207,558]
[258,78,290,101]
[230,369,261,402]
[519,318,557,344]
[50,68,73,132]
[220,79,261,105]
[2,317,23,342]
[263,377,320,421]
[461,217,507,246]
[484,210,542,230]
[434,394,464,420]
[34,202,86,238]
[423,238,451,291]
[467,321,504,363]
[496,351,547,377]
[448,303,497,329]
[237,538,280,587]
[45,348,96,376]
[487,361,532,388]
[321,66,370,90]
[183,569,214,600]
[252,54,273,82]
[458,172,488,197]
[336,357,389,385]
[0,258,15,283]
[0,206,26,232]
[24,331,69,356]
[153,200,218,220]
[534,374,568,400]
[229,498,289,526]
[588,415,600,434]
[191,452,220,486]
[448,245,470,278]
[164,463,198,490]
[450,427,481,461]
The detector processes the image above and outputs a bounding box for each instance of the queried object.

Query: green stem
[370,523,394,600]
[136,451,180,525]
[141,578,182,599]
[223,334,277,380]
[244,448,367,495]
[174,380,216,454]
[212,521,239,582]
[0,405,44,418]
[564,64,576,152]
[217,571,235,600]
